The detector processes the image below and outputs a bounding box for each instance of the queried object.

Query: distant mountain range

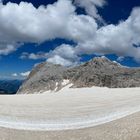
[17,57,140,94]
[0,80,23,94]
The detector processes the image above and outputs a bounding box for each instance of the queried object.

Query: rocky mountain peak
[17,57,140,94]
[89,56,121,67]
[91,56,111,62]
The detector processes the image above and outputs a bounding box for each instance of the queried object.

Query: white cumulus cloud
[20,71,30,77]
[47,44,80,66]
[20,52,48,60]
[46,7,140,65]
[0,0,74,43]
[21,44,80,66]
[75,7,140,62]
[0,0,140,65]
[74,0,106,20]
[0,0,97,55]
[0,43,18,55]
[12,73,18,77]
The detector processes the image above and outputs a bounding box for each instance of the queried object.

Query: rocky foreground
[17,57,140,94]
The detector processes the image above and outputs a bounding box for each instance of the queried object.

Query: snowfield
[0,85,140,131]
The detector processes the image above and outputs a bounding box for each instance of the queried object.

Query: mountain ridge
[17,57,140,94]
[0,79,23,94]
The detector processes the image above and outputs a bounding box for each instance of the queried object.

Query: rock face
[18,62,66,94]
[17,57,140,94]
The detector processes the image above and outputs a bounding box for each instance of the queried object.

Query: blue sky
[0,0,140,79]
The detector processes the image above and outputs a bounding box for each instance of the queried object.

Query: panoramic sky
[0,0,140,79]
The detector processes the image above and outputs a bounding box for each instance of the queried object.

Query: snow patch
[62,79,70,86]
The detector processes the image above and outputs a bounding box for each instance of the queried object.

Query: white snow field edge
[0,85,139,131]
[0,106,139,131]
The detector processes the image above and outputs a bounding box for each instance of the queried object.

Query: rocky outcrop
[17,57,140,94]
[66,57,140,88]
[17,62,67,94]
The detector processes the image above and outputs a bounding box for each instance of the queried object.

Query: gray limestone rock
[17,57,140,94]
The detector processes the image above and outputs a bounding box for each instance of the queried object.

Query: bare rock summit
[17,57,140,94]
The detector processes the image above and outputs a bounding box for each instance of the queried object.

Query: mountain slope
[0,80,23,94]
[66,57,140,88]
[18,62,67,94]
[17,57,140,94]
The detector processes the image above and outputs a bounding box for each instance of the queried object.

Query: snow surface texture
[0,85,140,131]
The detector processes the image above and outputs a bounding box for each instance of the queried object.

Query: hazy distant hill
[0,80,23,94]
[17,57,140,94]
